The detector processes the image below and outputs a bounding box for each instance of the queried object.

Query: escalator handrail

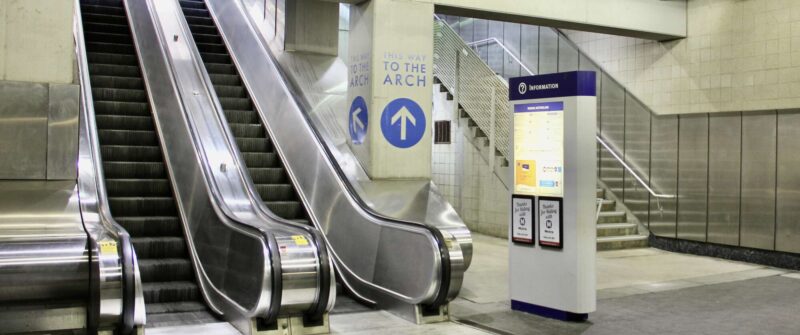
[126,0,279,319]
[73,1,144,333]
[211,0,457,308]
[165,0,335,321]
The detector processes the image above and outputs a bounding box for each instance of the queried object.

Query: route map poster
[513,101,564,197]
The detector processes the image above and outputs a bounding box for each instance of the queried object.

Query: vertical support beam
[346,0,434,179]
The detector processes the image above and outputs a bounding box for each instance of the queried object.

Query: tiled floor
[152,233,799,334]
[449,234,799,335]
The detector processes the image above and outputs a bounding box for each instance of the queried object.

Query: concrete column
[284,0,339,55]
[0,0,78,180]
[0,0,75,84]
[346,0,433,179]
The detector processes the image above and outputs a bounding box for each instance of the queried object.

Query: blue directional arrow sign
[380,98,426,149]
[349,96,368,144]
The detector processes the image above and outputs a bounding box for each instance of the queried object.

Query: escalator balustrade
[178,0,310,224]
[80,0,216,327]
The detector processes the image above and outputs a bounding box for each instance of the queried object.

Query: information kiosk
[508,71,597,321]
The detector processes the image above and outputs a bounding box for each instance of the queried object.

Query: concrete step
[597,211,627,224]
[599,199,616,212]
[596,188,605,198]
[597,223,638,237]
[597,235,649,251]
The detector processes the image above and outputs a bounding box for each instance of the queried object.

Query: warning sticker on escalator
[292,235,309,246]
[99,241,118,255]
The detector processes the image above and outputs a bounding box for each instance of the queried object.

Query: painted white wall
[0,0,75,84]
[565,0,800,114]
[432,86,509,238]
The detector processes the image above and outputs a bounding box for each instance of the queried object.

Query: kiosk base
[511,300,589,322]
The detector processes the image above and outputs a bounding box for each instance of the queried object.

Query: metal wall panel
[502,22,521,78]
[623,97,651,224]
[776,111,800,253]
[707,113,741,246]
[443,15,459,27]
[538,27,558,74]
[649,115,678,237]
[740,111,776,250]
[47,84,79,180]
[487,21,504,75]
[599,75,625,195]
[677,114,708,242]
[0,81,48,179]
[520,25,538,74]
[473,18,489,62]
[457,17,473,43]
[557,34,579,72]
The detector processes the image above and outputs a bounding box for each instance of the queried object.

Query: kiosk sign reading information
[508,71,597,321]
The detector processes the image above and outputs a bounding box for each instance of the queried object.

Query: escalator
[79,0,216,327]
[178,0,309,223]
[177,0,472,320]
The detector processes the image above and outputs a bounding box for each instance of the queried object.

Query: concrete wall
[0,0,78,180]
[0,0,75,84]
[434,0,686,41]
[564,0,800,115]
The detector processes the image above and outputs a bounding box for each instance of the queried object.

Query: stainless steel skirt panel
[623,97,651,224]
[677,114,709,242]
[707,113,741,246]
[776,110,800,253]
[740,111,777,250]
[0,181,89,304]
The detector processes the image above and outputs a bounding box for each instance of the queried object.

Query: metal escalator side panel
[171,0,334,322]
[206,0,463,308]
[74,0,142,332]
[122,0,310,325]
[0,181,94,334]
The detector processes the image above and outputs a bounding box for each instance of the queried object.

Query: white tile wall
[564,0,800,114]
[432,86,510,238]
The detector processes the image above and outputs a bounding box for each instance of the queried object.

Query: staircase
[596,188,649,250]
[433,18,652,250]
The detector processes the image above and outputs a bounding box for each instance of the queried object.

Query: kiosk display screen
[513,101,564,197]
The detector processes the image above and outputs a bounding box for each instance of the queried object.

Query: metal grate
[434,120,451,144]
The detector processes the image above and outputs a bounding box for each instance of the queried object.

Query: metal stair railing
[434,18,512,163]
[433,17,676,206]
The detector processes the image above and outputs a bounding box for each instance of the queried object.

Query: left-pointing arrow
[352,107,365,130]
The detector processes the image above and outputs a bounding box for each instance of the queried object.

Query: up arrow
[352,107,365,131]
[391,106,417,140]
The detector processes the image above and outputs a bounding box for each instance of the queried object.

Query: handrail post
[453,47,461,122]
[489,86,496,172]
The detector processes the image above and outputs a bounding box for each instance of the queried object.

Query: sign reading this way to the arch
[380,98,426,148]
[345,0,433,178]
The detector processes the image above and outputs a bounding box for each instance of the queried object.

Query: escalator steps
[80,0,214,326]
[179,0,310,221]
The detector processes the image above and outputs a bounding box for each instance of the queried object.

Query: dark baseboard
[649,234,800,271]
[511,300,588,322]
